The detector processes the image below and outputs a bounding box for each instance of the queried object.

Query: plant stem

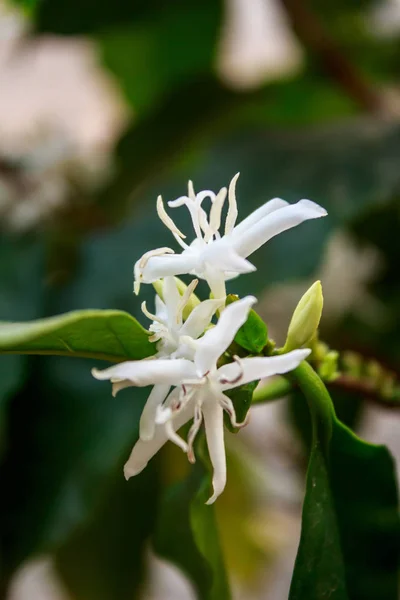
[252,376,292,404]
[289,361,334,446]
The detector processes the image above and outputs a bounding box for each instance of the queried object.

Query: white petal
[141,253,200,282]
[92,358,197,386]
[155,294,168,322]
[124,402,194,479]
[194,296,256,375]
[231,200,327,258]
[201,240,256,274]
[180,299,223,339]
[201,267,227,301]
[230,197,288,238]
[218,349,311,390]
[139,383,170,441]
[202,399,226,504]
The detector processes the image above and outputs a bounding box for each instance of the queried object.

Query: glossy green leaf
[0,356,151,577]
[56,466,158,600]
[0,310,155,362]
[289,362,399,600]
[226,295,268,354]
[224,381,258,434]
[153,437,231,600]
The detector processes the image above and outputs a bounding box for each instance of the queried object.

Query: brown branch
[328,374,400,409]
[279,0,384,112]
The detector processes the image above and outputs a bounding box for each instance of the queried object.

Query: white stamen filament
[218,394,249,429]
[218,355,244,385]
[165,419,188,452]
[141,300,164,324]
[188,180,196,200]
[175,278,198,325]
[225,172,240,235]
[187,403,203,464]
[209,187,227,237]
[156,195,186,239]
[134,247,175,294]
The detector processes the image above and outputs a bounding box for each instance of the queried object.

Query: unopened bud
[152,277,200,320]
[283,281,323,352]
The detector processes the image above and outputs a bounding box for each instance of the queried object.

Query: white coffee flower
[144,276,222,358]
[134,174,327,298]
[92,296,310,503]
[109,276,221,442]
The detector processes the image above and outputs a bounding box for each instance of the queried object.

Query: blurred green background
[0,0,399,598]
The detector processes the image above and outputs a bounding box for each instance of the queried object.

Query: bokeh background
[0,0,400,598]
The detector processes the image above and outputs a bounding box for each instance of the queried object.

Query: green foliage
[289,363,399,599]
[56,467,158,600]
[224,381,258,434]
[0,357,151,576]
[2,0,400,597]
[153,437,231,600]
[0,310,155,362]
[226,295,268,353]
[98,2,222,115]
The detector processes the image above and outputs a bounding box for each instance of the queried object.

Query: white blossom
[106,277,221,442]
[92,296,310,503]
[134,174,327,298]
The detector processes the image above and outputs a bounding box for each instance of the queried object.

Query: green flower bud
[283,281,323,352]
[152,277,200,320]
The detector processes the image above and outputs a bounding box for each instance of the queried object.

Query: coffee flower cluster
[93,175,327,503]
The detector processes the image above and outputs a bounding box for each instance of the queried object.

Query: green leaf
[289,362,399,600]
[56,466,158,600]
[290,442,349,599]
[0,310,155,362]
[226,295,268,353]
[153,438,231,600]
[224,381,258,434]
[0,357,151,577]
[98,2,222,116]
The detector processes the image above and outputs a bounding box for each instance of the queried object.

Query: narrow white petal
[230,197,288,239]
[180,299,223,339]
[141,253,200,281]
[124,402,194,479]
[218,349,311,390]
[203,400,226,504]
[194,296,256,375]
[139,384,170,441]
[92,359,197,386]
[232,200,327,258]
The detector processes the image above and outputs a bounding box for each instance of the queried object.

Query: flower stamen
[187,404,203,463]
[218,355,244,385]
[175,278,198,325]
[224,172,240,235]
[134,247,175,294]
